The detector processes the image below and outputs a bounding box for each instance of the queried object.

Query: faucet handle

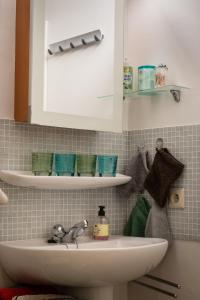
[47,224,66,244]
[82,219,88,228]
[52,224,66,238]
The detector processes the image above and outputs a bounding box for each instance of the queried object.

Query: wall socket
[169,188,185,209]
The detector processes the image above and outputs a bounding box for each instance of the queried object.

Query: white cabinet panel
[30,0,124,132]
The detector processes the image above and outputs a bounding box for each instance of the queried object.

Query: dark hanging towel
[119,149,151,198]
[144,148,184,208]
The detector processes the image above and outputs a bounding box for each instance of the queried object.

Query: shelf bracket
[170,89,181,103]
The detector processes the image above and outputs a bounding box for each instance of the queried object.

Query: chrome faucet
[48,220,88,244]
[66,220,88,243]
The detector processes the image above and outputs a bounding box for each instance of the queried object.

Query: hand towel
[124,195,151,237]
[119,150,151,198]
[145,199,172,244]
[144,148,184,207]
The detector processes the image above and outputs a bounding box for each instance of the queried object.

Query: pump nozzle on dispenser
[98,206,105,216]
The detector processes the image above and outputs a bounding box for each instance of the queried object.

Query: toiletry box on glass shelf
[0,170,131,190]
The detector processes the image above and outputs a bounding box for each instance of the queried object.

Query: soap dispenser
[93,206,109,240]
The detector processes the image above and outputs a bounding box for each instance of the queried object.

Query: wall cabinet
[15,0,124,132]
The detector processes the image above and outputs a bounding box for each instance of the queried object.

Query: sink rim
[0,235,168,252]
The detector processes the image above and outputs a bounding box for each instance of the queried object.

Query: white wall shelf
[0,170,131,190]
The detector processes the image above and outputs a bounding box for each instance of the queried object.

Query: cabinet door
[26,0,124,132]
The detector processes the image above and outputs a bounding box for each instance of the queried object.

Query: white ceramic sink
[0,236,168,288]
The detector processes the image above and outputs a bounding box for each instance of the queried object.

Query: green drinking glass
[77,154,97,177]
[32,152,53,176]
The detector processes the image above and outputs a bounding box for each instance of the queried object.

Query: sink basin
[0,236,168,288]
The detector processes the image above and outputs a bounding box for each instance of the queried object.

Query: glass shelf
[97,85,189,103]
[124,85,189,99]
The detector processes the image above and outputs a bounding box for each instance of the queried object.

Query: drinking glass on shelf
[77,154,97,177]
[52,153,76,176]
[97,155,118,177]
[32,152,53,176]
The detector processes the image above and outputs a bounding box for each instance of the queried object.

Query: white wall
[0,0,15,120]
[126,0,200,130]
[128,240,200,300]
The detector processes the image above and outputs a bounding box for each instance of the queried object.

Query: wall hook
[94,35,100,42]
[81,38,87,45]
[59,45,64,52]
[156,138,164,150]
[48,49,53,55]
[70,42,75,49]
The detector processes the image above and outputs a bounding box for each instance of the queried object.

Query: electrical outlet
[169,188,184,208]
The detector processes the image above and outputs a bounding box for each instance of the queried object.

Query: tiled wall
[128,125,200,241]
[0,120,128,241]
[0,120,199,242]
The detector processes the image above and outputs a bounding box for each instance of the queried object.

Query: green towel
[123,195,151,237]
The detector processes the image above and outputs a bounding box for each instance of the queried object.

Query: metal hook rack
[48,29,104,56]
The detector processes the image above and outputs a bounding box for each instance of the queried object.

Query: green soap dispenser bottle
[93,206,109,240]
